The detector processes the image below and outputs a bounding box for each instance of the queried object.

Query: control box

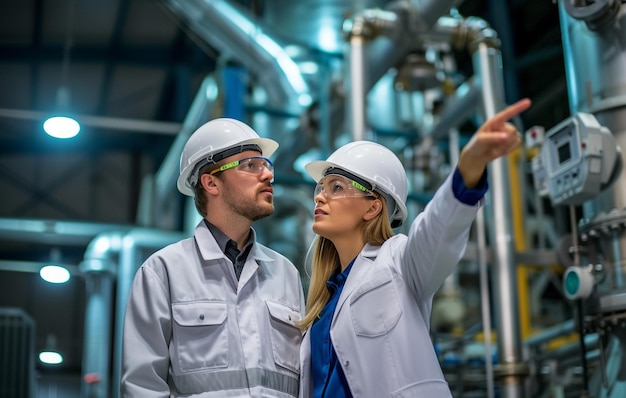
[532,113,621,206]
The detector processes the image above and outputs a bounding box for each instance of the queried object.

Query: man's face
[213,150,275,221]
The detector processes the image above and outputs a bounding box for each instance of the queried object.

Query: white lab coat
[299,174,483,398]
[121,221,305,398]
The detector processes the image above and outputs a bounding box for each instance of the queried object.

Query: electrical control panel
[532,113,622,206]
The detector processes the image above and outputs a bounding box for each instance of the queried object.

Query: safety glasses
[208,156,274,176]
[314,174,376,202]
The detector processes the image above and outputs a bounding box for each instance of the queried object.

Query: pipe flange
[579,208,626,241]
[493,362,530,379]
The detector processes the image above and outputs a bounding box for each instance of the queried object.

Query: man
[121,118,305,397]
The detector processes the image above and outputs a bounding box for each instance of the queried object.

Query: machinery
[532,113,621,207]
[530,109,623,397]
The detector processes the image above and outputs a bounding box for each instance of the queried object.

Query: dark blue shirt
[310,259,355,398]
[308,168,487,396]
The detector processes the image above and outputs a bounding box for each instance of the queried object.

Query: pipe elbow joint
[452,17,501,53]
[344,9,399,41]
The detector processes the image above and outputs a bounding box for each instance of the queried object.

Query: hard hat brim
[304,160,338,183]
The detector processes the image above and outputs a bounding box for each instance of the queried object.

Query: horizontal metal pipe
[0,218,132,245]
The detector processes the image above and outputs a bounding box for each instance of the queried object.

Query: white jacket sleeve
[401,172,482,300]
[120,265,172,398]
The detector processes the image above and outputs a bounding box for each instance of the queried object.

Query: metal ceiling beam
[0,44,201,67]
[0,108,182,135]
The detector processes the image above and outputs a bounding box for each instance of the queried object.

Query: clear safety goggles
[209,156,274,176]
[314,174,376,202]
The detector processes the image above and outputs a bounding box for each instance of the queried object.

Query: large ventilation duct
[161,0,311,116]
[139,75,220,231]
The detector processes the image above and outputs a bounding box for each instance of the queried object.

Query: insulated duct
[161,0,311,116]
[140,75,220,231]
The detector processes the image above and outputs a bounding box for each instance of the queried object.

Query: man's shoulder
[143,236,196,264]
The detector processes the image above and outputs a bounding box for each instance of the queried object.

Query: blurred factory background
[1,0,625,397]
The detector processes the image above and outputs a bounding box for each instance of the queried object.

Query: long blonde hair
[298,196,395,330]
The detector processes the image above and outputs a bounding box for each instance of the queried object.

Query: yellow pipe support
[508,147,532,339]
[509,145,580,350]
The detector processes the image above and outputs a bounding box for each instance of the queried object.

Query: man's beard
[222,184,274,221]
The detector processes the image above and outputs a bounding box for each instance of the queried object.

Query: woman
[298,98,532,397]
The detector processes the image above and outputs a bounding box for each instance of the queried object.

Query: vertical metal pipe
[110,229,185,398]
[443,129,461,292]
[476,207,495,398]
[612,230,624,288]
[557,2,581,113]
[473,42,526,397]
[80,233,121,398]
[81,271,114,398]
[485,0,521,103]
[318,55,332,157]
[348,29,367,141]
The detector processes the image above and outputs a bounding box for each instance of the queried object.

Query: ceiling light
[39,265,71,284]
[39,351,63,365]
[39,334,63,365]
[43,114,80,139]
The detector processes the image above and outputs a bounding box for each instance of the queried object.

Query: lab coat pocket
[266,300,302,373]
[349,269,401,337]
[172,301,228,372]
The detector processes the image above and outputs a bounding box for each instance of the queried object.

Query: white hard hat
[177,118,279,196]
[305,140,408,227]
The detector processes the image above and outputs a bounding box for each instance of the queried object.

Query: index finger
[489,98,532,126]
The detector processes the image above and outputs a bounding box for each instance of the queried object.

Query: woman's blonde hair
[298,195,395,330]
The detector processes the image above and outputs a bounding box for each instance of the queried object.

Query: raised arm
[457,98,532,188]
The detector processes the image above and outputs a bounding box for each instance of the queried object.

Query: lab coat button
[199,314,205,320]
[344,360,350,367]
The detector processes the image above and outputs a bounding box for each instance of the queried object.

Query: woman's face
[312,174,377,239]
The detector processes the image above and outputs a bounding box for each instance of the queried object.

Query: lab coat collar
[194,220,274,263]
